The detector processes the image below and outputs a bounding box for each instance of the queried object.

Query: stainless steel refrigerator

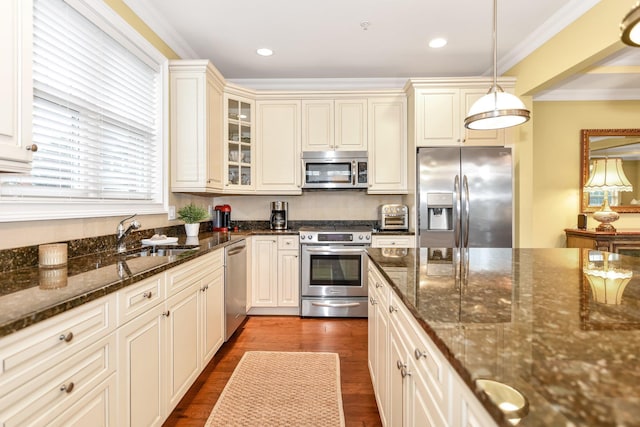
[418,147,512,248]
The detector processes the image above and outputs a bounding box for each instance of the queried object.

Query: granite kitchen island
[367,247,640,427]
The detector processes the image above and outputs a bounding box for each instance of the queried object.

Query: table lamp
[583,158,633,231]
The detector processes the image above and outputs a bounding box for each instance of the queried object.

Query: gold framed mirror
[581,129,640,213]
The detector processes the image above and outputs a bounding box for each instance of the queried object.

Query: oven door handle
[303,247,365,254]
[311,302,362,308]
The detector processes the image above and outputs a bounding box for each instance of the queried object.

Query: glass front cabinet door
[225,94,254,191]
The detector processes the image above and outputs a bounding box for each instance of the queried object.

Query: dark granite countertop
[0,231,244,338]
[367,247,640,427]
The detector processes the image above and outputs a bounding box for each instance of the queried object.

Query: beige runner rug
[205,351,345,427]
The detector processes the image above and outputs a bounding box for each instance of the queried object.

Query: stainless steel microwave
[302,151,368,189]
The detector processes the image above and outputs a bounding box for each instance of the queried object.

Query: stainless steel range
[299,227,371,317]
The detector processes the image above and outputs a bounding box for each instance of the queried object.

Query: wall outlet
[208,205,213,216]
[168,205,176,220]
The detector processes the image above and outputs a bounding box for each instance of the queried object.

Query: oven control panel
[299,231,372,244]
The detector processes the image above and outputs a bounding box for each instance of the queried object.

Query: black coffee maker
[270,201,288,230]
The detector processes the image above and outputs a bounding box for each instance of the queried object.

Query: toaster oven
[379,204,409,230]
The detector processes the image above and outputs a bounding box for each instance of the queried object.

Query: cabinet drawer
[368,264,389,306]
[278,235,299,250]
[0,333,116,426]
[372,235,415,248]
[0,295,115,396]
[117,273,165,325]
[166,254,210,296]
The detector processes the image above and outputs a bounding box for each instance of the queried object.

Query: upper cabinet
[224,91,255,192]
[302,99,367,151]
[367,96,407,194]
[0,0,34,173]
[169,60,225,193]
[255,99,301,194]
[408,78,515,147]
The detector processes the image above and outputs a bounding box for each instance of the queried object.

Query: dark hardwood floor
[163,315,382,427]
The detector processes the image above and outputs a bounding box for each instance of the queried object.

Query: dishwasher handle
[226,244,246,256]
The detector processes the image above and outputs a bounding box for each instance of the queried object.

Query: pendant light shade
[620,1,640,47]
[464,0,530,130]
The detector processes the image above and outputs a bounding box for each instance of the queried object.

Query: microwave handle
[299,158,304,188]
[352,160,356,186]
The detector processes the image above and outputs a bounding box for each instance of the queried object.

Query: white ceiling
[124,0,640,98]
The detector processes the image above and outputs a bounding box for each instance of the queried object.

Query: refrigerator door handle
[454,175,461,247]
[463,175,470,248]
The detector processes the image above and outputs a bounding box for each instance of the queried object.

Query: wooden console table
[565,228,640,256]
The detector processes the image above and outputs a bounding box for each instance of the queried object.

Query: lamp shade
[464,87,530,130]
[583,158,633,192]
[621,1,640,47]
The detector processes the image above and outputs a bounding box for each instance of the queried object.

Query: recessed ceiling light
[428,38,447,49]
[256,48,273,56]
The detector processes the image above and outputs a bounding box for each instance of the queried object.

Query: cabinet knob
[389,305,397,314]
[414,348,427,360]
[143,291,153,299]
[370,297,377,305]
[375,282,382,289]
[26,144,38,152]
[400,367,411,378]
[162,310,171,317]
[396,360,404,370]
[59,332,74,342]
[60,382,74,393]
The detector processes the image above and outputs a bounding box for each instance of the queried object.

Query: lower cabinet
[368,260,498,427]
[249,235,299,314]
[0,248,227,427]
[367,264,390,426]
[117,301,165,427]
[0,296,117,427]
[118,249,226,427]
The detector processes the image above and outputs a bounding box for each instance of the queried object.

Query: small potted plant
[177,204,209,237]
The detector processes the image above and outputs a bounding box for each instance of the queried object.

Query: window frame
[0,0,168,222]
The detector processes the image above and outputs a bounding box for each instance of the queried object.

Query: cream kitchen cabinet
[301,99,368,151]
[0,295,117,426]
[118,249,225,427]
[249,235,299,314]
[117,298,165,427]
[367,264,391,427]
[372,235,416,248]
[367,96,407,194]
[255,99,302,194]
[368,258,498,427]
[0,0,34,173]
[225,91,255,192]
[408,78,515,147]
[169,60,225,193]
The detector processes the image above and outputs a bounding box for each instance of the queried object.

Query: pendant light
[464,0,530,130]
[621,1,640,47]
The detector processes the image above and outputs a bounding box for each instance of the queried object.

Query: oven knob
[300,235,305,240]
[358,234,363,240]
[366,235,370,240]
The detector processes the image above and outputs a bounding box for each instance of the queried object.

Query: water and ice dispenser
[426,193,453,231]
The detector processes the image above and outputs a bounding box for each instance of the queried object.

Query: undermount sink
[124,246,200,258]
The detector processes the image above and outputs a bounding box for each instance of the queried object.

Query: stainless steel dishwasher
[224,240,247,341]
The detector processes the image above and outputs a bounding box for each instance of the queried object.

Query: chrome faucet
[116,214,141,253]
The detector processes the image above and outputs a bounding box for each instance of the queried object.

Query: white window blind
[0,0,163,206]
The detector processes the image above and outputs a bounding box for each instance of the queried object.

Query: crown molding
[534,88,640,101]
[123,0,198,59]
[229,78,409,91]
[498,0,600,74]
